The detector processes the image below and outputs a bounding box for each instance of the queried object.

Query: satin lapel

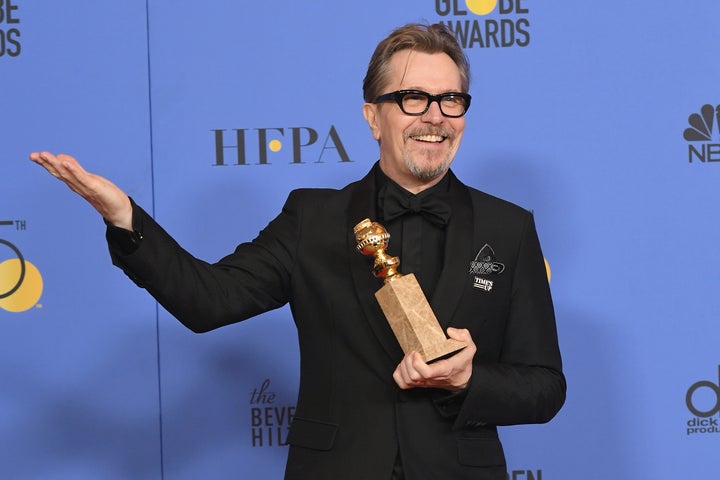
[346,166,405,362]
[430,170,474,329]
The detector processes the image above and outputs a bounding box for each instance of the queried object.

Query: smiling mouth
[410,133,447,143]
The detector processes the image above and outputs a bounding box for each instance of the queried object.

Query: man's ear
[362,103,381,141]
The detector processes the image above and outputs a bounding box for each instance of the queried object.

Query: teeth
[413,134,445,142]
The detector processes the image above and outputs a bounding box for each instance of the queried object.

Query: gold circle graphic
[466,0,498,15]
[269,139,282,152]
[0,259,43,312]
[544,258,551,282]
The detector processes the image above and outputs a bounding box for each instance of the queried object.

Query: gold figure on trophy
[354,218,466,362]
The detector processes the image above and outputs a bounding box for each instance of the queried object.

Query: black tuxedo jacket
[109,166,565,480]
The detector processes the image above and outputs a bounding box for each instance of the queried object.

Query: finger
[38,151,62,167]
[393,363,413,389]
[58,158,92,189]
[407,352,430,382]
[56,153,82,170]
[447,327,477,356]
[420,360,453,384]
[29,151,54,162]
[37,153,93,194]
[398,355,415,383]
[408,352,434,380]
[447,327,471,342]
[29,151,59,174]
[32,152,80,183]
[394,352,426,388]
[420,346,471,382]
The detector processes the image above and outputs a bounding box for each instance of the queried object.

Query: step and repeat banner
[2,1,719,479]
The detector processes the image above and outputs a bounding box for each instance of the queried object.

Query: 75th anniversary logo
[1,219,43,313]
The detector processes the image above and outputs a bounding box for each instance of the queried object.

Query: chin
[405,154,452,182]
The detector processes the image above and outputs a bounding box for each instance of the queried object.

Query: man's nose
[421,100,444,123]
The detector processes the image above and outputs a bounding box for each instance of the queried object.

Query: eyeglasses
[373,90,472,118]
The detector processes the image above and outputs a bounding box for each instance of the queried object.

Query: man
[30,23,565,480]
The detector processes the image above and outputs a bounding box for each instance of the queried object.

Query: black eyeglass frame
[373,89,472,118]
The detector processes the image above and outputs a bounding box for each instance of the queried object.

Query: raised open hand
[29,151,133,230]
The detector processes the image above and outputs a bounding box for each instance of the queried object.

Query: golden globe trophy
[353,218,466,362]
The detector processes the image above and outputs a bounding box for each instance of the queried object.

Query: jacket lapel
[430,170,474,329]
[346,166,405,362]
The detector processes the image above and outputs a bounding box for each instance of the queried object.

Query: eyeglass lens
[401,92,468,116]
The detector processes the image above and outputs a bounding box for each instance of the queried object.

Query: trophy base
[375,273,467,363]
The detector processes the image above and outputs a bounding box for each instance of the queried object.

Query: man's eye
[443,95,463,104]
[404,94,427,102]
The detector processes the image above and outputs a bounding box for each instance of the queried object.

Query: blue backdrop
[2,1,719,478]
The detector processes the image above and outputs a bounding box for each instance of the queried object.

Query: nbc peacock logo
[684,104,720,163]
[1,222,44,313]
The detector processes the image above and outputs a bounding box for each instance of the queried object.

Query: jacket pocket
[287,416,338,451]
[457,437,506,467]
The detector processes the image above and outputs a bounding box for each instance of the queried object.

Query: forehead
[385,50,463,93]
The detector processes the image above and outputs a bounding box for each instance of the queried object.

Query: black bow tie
[379,185,451,227]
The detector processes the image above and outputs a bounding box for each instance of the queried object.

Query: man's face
[363,50,466,192]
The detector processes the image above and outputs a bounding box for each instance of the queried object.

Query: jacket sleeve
[451,213,566,428]
[107,195,301,332]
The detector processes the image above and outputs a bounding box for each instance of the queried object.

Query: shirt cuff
[104,198,144,255]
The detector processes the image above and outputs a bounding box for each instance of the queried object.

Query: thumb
[447,327,470,341]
